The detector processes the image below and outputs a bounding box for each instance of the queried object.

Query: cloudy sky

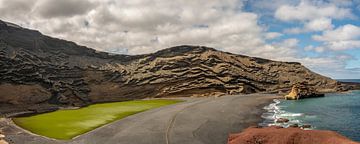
[0,0,360,79]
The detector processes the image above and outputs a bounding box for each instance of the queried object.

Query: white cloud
[313,24,360,50]
[264,32,283,39]
[0,0,359,78]
[313,24,360,41]
[304,18,333,31]
[246,38,299,60]
[0,0,294,64]
[326,41,360,51]
[304,45,314,51]
[278,38,299,48]
[314,46,325,53]
[34,0,95,18]
[276,0,353,34]
[0,0,36,22]
[283,27,303,34]
[274,0,354,22]
[2,0,266,55]
[274,56,360,79]
[284,18,333,34]
[304,45,326,53]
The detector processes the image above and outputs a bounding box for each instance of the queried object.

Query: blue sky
[0,0,359,78]
[244,0,360,78]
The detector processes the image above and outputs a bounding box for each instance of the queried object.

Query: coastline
[261,90,360,128]
[2,94,277,144]
[229,90,360,144]
[259,98,306,128]
[3,92,359,144]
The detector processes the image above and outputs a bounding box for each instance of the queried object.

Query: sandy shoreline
[1,94,278,144]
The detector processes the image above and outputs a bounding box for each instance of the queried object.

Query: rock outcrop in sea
[284,83,325,100]
[228,126,359,144]
[0,20,347,116]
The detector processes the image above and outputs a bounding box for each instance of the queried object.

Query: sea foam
[259,99,310,129]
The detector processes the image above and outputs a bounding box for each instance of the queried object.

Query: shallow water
[260,90,360,141]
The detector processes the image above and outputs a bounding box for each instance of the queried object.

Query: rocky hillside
[0,20,340,116]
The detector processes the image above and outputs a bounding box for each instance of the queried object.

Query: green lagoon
[13,99,181,140]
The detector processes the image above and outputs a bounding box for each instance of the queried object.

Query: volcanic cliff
[0,20,340,116]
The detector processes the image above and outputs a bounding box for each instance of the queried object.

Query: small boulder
[301,124,312,129]
[276,118,289,123]
[289,124,299,128]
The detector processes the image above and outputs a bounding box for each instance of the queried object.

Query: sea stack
[284,83,325,100]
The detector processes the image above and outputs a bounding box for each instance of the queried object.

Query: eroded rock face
[0,84,51,105]
[284,83,325,100]
[228,126,359,144]
[0,20,339,115]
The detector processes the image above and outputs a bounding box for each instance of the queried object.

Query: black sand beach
[2,94,278,144]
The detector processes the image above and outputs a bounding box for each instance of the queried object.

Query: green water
[13,99,182,140]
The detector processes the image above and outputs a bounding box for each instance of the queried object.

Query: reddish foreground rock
[228,126,359,144]
[0,133,8,144]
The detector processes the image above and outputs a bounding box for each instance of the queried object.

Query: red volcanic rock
[228,126,359,144]
[0,133,8,144]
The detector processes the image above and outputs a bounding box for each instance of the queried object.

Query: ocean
[260,80,360,142]
[337,79,360,83]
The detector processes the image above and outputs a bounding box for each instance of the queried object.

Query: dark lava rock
[289,124,299,128]
[276,118,289,123]
[301,124,312,129]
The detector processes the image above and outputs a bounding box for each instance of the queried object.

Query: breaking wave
[258,99,312,129]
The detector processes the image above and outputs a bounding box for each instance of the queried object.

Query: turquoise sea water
[261,89,360,141]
